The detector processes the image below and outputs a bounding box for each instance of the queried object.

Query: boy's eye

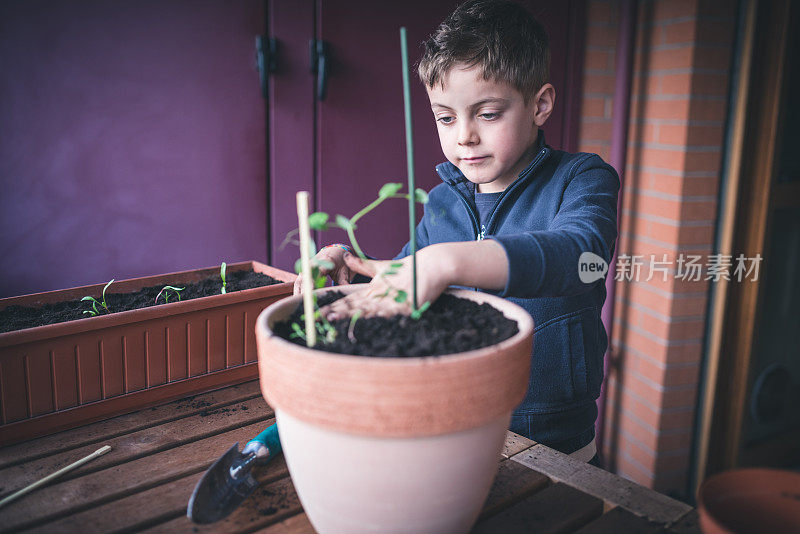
[480,112,499,120]
[437,116,454,125]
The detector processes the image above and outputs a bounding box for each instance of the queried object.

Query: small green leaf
[394,290,408,303]
[81,296,96,302]
[335,214,354,231]
[290,323,306,340]
[314,275,326,289]
[102,279,114,295]
[294,258,303,274]
[378,182,403,199]
[410,301,431,320]
[414,188,429,204]
[308,212,330,231]
[83,310,97,317]
[391,262,403,269]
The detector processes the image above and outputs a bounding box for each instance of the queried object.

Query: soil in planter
[0,270,282,334]
[273,291,519,357]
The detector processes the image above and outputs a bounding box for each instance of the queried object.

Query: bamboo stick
[0,445,112,509]
[296,191,316,347]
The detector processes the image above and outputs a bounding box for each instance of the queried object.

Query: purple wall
[0,0,267,298]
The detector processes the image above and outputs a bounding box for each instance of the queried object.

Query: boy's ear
[533,83,556,127]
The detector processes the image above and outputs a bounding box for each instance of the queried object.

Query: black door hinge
[309,39,330,101]
[256,35,278,99]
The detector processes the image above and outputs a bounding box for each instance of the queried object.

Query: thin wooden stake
[0,445,112,509]
[296,191,316,347]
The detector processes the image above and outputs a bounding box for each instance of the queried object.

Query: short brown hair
[417,0,550,102]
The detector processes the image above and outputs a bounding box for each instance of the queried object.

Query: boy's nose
[457,121,479,146]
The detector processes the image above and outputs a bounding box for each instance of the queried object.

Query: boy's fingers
[335,268,351,286]
[323,290,411,321]
[293,277,302,296]
[342,253,379,278]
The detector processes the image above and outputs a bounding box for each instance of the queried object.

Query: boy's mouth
[462,156,489,164]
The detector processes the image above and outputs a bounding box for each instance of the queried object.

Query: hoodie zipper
[444,147,550,241]
[447,185,482,240]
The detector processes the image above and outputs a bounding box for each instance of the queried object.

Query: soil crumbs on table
[0,270,281,333]
[274,291,519,357]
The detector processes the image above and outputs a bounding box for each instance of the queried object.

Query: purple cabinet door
[0,1,268,298]
[269,1,583,268]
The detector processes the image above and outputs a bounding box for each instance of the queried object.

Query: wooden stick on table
[0,445,112,509]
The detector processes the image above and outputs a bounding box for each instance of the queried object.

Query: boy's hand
[320,248,454,321]
[293,245,355,296]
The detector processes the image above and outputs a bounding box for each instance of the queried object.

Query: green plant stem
[346,195,393,259]
[400,27,418,310]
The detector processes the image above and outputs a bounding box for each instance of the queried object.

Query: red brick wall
[577,0,737,496]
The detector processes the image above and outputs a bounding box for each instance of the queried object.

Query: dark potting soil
[0,270,282,334]
[273,291,519,357]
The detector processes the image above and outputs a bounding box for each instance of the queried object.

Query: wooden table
[0,380,700,533]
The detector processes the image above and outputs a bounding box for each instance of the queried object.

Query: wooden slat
[0,396,272,495]
[473,482,603,534]
[666,510,701,534]
[501,431,536,458]
[149,432,544,533]
[0,418,280,532]
[478,457,550,521]
[140,474,302,534]
[512,445,692,524]
[0,380,261,469]
[261,513,316,534]
[574,507,666,533]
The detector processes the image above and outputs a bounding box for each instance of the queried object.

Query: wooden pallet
[0,381,700,533]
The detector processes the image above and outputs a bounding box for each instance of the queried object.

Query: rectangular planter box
[0,261,295,446]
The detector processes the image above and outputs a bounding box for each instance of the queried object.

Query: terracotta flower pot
[697,468,800,534]
[256,285,534,534]
[0,261,295,446]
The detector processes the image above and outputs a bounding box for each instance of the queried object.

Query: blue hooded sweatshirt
[393,131,620,453]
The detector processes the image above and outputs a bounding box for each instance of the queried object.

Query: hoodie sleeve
[489,154,620,298]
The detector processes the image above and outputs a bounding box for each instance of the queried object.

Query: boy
[296,0,619,464]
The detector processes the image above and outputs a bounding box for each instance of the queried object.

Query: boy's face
[427,64,553,193]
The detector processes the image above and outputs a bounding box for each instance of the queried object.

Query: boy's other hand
[320,248,453,321]
[293,245,354,296]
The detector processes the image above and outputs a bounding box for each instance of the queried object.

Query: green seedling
[293,183,432,327]
[220,262,227,294]
[289,322,307,342]
[304,184,431,319]
[155,285,184,305]
[82,279,115,317]
[347,309,362,343]
[307,183,428,261]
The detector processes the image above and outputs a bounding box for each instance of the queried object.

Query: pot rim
[697,467,800,534]
[256,284,534,363]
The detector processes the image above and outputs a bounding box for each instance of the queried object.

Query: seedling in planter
[347,309,362,343]
[81,279,114,317]
[306,184,428,261]
[220,262,227,294]
[155,285,184,305]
